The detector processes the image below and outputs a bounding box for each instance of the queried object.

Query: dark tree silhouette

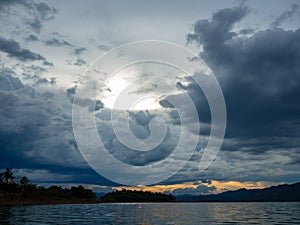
[3,167,14,183]
[0,172,3,183]
[0,167,97,205]
[20,176,29,186]
[101,190,176,202]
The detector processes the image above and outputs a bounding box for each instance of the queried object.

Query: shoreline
[1,200,299,207]
[0,199,100,206]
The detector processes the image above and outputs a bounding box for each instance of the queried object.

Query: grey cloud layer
[95,110,176,166]
[0,69,114,185]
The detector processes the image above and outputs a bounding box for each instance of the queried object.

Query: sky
[0,0,300,195]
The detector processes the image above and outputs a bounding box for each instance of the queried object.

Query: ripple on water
[0,202,299,225]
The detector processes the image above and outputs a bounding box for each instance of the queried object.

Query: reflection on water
[0,202,299,224]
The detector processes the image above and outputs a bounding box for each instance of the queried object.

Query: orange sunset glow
[114,180,276,194]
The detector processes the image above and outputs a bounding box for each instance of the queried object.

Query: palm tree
[3,167,14,183]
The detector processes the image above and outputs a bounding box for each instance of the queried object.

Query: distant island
[176,182,300,202]
[101,189,176,203]
[0,167,97,205]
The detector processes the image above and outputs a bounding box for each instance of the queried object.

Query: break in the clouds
[0,0,299,193]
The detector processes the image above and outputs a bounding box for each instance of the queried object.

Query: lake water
[0,202,299,224]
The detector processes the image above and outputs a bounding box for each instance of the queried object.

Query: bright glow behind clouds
[101,71,162,110]
[100,62,186,110]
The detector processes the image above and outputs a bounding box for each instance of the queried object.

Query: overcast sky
[0,0,300,195]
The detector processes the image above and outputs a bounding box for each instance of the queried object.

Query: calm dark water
[0,202,299,224]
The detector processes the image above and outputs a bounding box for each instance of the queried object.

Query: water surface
[0,202,299,224]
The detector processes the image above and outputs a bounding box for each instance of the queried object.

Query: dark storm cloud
[271,4,300,28]
[95,110,176,166]
[0,68,119,185]
[187,5,248,46]
[0,70,75,167]
[161,4,300,183]
[160,4,300,184]
[0,69,115,185]
[13,167,116,186]
[0,36,46,61]
[187,5,300,139]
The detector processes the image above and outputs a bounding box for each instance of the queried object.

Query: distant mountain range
[176,182,300,202]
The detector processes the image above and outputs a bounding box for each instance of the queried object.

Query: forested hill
[101,190,176,202]
[176,182,300,202]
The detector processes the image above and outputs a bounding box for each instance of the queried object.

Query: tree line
[101,189,176,202]
[0,167,96,201]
